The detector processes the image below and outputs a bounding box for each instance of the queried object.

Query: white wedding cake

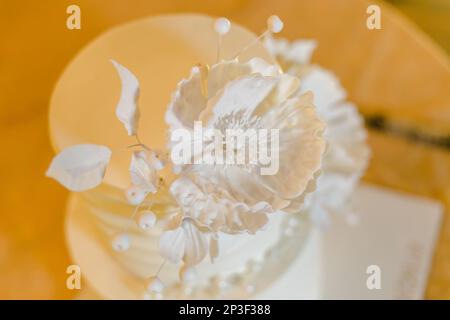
[80,186,320,299]
[47,14,368,300]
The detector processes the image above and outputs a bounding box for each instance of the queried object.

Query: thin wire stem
[127,143,149,149]
[134,134,150,151]
[216,35,222,63]
[231,30,269,60]
[155,259,167,276]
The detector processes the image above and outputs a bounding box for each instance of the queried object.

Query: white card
[322,183,442,299]
[261,183,443,299]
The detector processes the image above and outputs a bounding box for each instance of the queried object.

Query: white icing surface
[91,202,289,288]
[67,191,322,299]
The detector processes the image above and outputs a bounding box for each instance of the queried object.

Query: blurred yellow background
[0,0,449,299]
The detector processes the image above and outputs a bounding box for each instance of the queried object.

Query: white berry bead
[267,15,283,33]
[149,150,165,171]
[172,165,182,175]
[145,276,164,294]
[179,265,197,284]
[137,210,157,230]
[111,233,130,251]
[125,186,147,205]
[214,17,231,35]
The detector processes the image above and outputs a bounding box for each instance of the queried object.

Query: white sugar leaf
[46,144,111,192]
[129,151,158,193]
[111,59,140,136]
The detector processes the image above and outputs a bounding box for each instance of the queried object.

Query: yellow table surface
[0,0,449,299]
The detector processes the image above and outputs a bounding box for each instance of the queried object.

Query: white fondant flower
[265,37,370,226]
[169,175,270,234]
[165,58,325,238]
[111,60,140,136]
[46,144,111,192]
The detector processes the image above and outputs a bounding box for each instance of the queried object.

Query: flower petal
[182,219,208,266]
[299,67,346,111]
[166,59,282,131]
[266,37,370,225]
[111,60,140,136]
[264,36,317,65]
[159,226,185,264]
[237,210,269,234]
[257,92,326,199]
[207,58,278,99]
[245,57,281,76]
[46,144,111,192]
[169,176,204,208]
[199,74,278,125]
[129,151,159,193]
[165,66,206,130]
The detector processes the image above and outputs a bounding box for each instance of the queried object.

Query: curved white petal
[166,58,283,131]
[266,37,370,224]
[245,57,281,76]
[258,92,326,199]
[264,36,317,65]
[165,65,206,130]
[169,176,204,208]
[46,144,111,192]
[159,226,185,264]
[300,68,369,210]
[237,210,269,234]
[199,75,278,125]
[111,60,140,136]
[299,67,346,111]
[182,219,208,266]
